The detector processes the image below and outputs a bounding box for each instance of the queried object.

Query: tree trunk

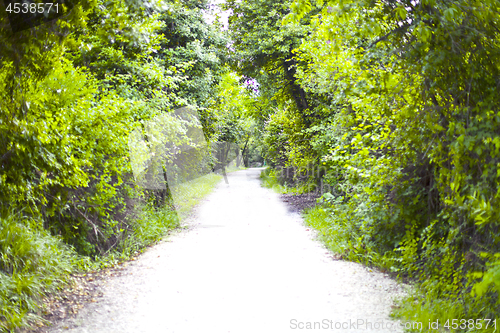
[283,57,309,115]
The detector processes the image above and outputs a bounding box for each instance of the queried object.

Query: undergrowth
[0,213,75,332]
[302,204,500,333]
[0,173,222,332]
[263,166,500,333]
[260,168,313,195]
[260,168,287,193]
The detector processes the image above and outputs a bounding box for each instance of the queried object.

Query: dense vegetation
[0,0,257,330]
[1,0,500,330]
[226,0,500,330]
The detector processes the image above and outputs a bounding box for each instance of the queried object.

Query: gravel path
[46,168,406,333]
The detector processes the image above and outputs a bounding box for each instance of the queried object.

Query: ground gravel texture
[41,168,407,333]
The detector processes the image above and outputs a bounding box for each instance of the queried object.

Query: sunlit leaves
[156,3,227,108]
[394,5,407,21]
[275,0,500,320]
[414,21,432,43]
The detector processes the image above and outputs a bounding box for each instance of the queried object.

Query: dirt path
[46,168,406,333]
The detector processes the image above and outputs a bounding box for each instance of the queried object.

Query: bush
[254,0,500,327]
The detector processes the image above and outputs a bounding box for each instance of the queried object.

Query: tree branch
[368,23,411,49]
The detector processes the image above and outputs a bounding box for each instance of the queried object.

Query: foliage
[260,168,318,195]
[207,72,260,166]
[225,0,330,172]
[225,0,313,117]
[229,0,500,326]
[0,0,234,330]
[157,1,228,108]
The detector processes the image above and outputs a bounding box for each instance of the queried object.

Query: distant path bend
[48,168,405,333]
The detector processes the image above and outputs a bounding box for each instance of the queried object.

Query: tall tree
[157,1,228,108]
[225,0,313,119]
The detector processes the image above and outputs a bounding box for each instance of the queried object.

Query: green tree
[286,0,500,322]
[225,0,313,119]
[157,1,228,108]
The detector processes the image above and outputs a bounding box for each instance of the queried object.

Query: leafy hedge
[0,0,230,330]
[228,0,500,328]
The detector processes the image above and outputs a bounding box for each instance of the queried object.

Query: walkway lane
[49,168,405,333]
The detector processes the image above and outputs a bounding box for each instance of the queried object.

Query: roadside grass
[0,173,223,332]
[391,282,499,333]
[260,168,316,195]
[263,169,498,333]
[171,173,223,220]
[260,168,288,193]
[0,213,75,332]
[115,202,181,261]
[301,206,353,255]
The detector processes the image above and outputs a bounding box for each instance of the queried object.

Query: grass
[115,203,181,260]
[0,213,75,332]
[170,173,223,219]
[259,168,288,193]
[0,172,223,332]
[259,167,318,195]
[391,281,499,333]
[302,206,355,256]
